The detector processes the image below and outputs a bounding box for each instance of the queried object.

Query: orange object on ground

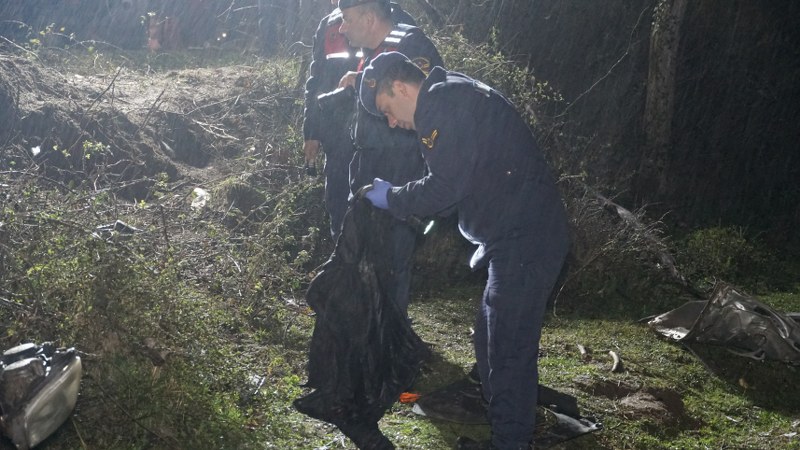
[399,392,421,403]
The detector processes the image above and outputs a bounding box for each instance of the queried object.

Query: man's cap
[338,0,388,10]
[359,51,412,117]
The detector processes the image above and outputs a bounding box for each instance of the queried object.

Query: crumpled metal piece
[93,220,141,240]
[0,343,82,450]
[648,282,800,365]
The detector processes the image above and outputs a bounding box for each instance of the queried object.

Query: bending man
[359,52,570,450]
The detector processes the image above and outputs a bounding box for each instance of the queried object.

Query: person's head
[360,51,425,130]
[338,0,392,49]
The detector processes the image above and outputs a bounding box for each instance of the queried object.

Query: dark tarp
[410,378,602,448]
[294,197,427,447]
[648,282,800,365]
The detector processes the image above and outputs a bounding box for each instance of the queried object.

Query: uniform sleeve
[303,17,328,141]
[387,104,478,218]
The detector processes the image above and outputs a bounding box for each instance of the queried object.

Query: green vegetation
[676,226,792,294]
[1,30,799,450]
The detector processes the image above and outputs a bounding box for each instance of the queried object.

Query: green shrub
[432,30,563,128]
[676,226,784,292]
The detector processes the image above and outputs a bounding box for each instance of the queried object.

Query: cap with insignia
[338,0,387,10]
[359,51,412,117]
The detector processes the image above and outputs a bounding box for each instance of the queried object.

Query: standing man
[337,0,443,318]
[302,0,415,240]
[359,52,571,450]
[302,0,361,240]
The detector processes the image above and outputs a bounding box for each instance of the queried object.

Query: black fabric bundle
[294,197,427,448]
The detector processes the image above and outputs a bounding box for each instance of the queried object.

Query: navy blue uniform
[304,4,415,239]
[385,67,570,449]
[304,8,358,239]
[350,24,442,190]
[350,24,443,316]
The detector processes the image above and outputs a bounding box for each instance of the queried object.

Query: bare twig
[85,372,179,447]
[0,35,41,61]
[554,6,649,119]
[181,93,251,116]
[159,204,170,249]
[70,417,89,450]
[192,119,240,141]
[0,296,30,311]
[81,65,122,119]
[137,87,167,135]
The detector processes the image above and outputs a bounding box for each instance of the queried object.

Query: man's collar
[422,66,447,93]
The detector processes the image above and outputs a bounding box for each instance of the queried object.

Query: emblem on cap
[411,57,431,75]
[421,129,438,150]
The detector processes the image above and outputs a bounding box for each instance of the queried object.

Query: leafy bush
[676,226,785,293]
[0,140,329,449]
[556,180,689,318]
[432,30,563,128]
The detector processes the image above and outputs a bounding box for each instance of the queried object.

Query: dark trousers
[473,245,568,450]
[322,132,355,240]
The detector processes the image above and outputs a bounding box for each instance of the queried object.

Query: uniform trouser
[473,245,568,450]
[322,134,355,240]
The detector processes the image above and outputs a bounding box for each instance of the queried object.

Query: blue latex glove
[365,178,392,210]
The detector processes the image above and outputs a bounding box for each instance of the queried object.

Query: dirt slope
[0,53,300,200]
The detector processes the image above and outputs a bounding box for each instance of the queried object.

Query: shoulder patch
[421,129,438,150]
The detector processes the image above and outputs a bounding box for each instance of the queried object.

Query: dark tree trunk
[639,0,687,199]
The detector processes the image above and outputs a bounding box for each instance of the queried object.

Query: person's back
[412,68,568,258]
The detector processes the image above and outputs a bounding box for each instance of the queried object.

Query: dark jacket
[350,23,444,191]
[386,67,570,267]
[303,4,416,145]
[303,8,358,143]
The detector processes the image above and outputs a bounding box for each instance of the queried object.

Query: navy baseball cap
[338,0,387,9]
[359,51,412,117]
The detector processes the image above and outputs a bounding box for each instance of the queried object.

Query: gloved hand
[365,178,392,210]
